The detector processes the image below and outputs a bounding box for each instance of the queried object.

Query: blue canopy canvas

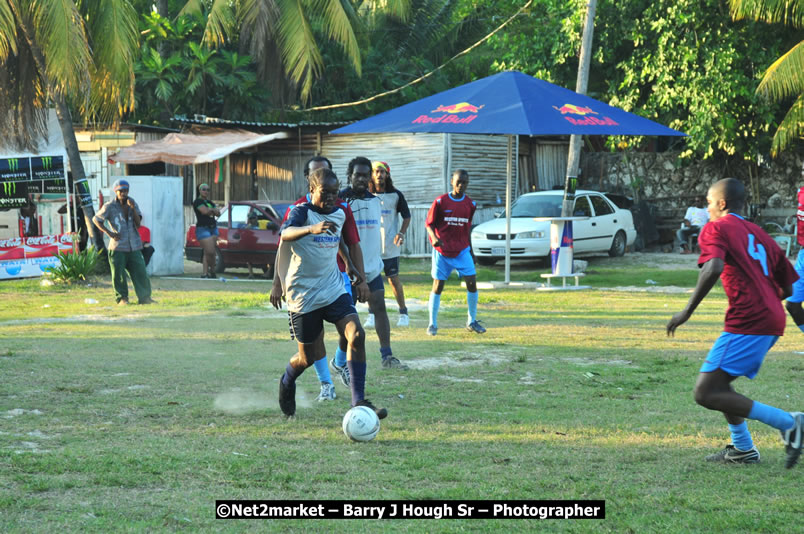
[331,71,686,137]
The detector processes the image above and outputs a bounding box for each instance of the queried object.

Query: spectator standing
[193,183,220,278]
[92,179,154,305]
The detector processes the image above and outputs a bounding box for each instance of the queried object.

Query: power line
[303,0,534,112]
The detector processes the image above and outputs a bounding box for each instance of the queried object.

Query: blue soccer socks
[467,290,478,324]
[335,347,348,368]
[728,422,754,451]
[428,292,441,328]
[313,356,332,385]
[748,401,796,432]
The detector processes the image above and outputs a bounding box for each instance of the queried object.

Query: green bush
[45,247,101,284]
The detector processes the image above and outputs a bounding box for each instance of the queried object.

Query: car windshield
[510,195,563,217]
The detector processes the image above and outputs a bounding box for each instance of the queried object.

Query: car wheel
[477,257,497,266]
[609,231,627,257]
[214,248,226,273]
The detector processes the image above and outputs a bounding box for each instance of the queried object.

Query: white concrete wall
[120,176,184,275]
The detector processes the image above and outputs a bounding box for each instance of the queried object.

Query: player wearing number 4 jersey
[667,178,803,468]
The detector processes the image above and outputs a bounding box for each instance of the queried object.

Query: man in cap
[364,161,412,328]
[92,179,154,305]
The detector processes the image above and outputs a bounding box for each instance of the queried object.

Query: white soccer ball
[342,406,380,442]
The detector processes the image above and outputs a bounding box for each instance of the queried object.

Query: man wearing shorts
[339,157,406,369]
[363,161,412,328]
[274,168,386,420]
[425,169,485,336]
[271,156,369,401]
[667,177,803,468]
[784,173,804,332]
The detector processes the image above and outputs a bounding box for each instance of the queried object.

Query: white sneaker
[316,382,336,402]
[364,313,375,328]
[396,313,410,327]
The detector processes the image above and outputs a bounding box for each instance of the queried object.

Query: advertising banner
[0,233,75,280]
[0,155,66,208]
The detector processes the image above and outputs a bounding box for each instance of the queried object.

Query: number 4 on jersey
[747,234,769,276]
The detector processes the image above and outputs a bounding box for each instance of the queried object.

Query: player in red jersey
[425,169,485,336]
[667,178,803,468]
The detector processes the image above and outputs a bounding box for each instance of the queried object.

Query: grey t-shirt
[93,199,143,252]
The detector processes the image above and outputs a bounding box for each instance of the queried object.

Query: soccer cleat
[356,399,387,420]
[782,412,804,469]
[364,314,375,328]
[396,313,410,327]
[316,382,336,402]
[381,356,408,369]
[278,375,296,417]
[426,325,437,336]
[704,444,760,464]
[466,320,487,334]
[330,358,351,387]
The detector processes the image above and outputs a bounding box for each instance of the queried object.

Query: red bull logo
[412,101,483,125]
[553,104,597,116]
[552,102,619,126]
[432,102,485,114]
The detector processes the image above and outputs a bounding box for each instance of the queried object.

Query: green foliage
[131,9,266,124]
[45,248,101,284]
[485,0,799,161]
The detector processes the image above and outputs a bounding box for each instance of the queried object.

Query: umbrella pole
[505,135,513,284]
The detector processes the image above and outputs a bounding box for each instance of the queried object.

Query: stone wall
[580,147,804,246]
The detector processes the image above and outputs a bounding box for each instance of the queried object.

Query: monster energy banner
[0,155,66,208]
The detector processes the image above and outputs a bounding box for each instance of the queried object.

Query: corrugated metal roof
[172,115,350,128]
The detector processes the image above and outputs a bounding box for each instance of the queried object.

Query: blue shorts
[341,271,352,298]
[787,249,804,303]
[288,292,356,344]
[701,332,779,379]
[382,257,400,277]
[432,247,476,281]
[195,226,219,241]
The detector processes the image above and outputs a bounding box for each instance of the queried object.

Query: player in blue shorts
[667,178,803,468]
[425,169,485,335]
[274,168,386,420]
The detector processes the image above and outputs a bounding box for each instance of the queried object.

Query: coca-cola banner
[0,234,75,280]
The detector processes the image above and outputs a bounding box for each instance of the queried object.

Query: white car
[471,190,637,265]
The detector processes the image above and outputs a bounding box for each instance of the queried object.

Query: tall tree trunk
[52,97,106,252]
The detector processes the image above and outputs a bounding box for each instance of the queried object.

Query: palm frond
[770,92,804,155]
[0,0,18,59]
[277,0,323,101]
[0,42,48,151]
[757,40,804,102]
[729,0,804,28]
[361,0,411,20]
[81,0,138,121]
[29,0,91,97]
[202,0,235,47]
[312,0,360,75]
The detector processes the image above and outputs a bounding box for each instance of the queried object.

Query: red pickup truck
[185,200,293,277]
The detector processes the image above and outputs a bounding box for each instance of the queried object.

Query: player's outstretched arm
[667,257,724,336]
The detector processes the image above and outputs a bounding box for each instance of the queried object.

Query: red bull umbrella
[331,71,686,136]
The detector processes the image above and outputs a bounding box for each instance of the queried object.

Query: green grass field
[1,257,802,532]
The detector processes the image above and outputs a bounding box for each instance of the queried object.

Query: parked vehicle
[185,200,293,276]
[470,190,637,265]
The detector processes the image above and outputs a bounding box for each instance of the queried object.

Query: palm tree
[0,0,139,250]
[730,0,804,155]
[178,0,410,106]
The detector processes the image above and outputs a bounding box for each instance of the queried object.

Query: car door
[223,204,252,266]
[570,195,595,253]
[587,194,618,252]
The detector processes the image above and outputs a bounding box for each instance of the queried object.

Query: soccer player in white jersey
[275,168,387,420]
[338,157,407,369]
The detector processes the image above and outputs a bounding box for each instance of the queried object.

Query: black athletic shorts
[351,274,384,304]
[288,292,356,343]
[382,257,400,277]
